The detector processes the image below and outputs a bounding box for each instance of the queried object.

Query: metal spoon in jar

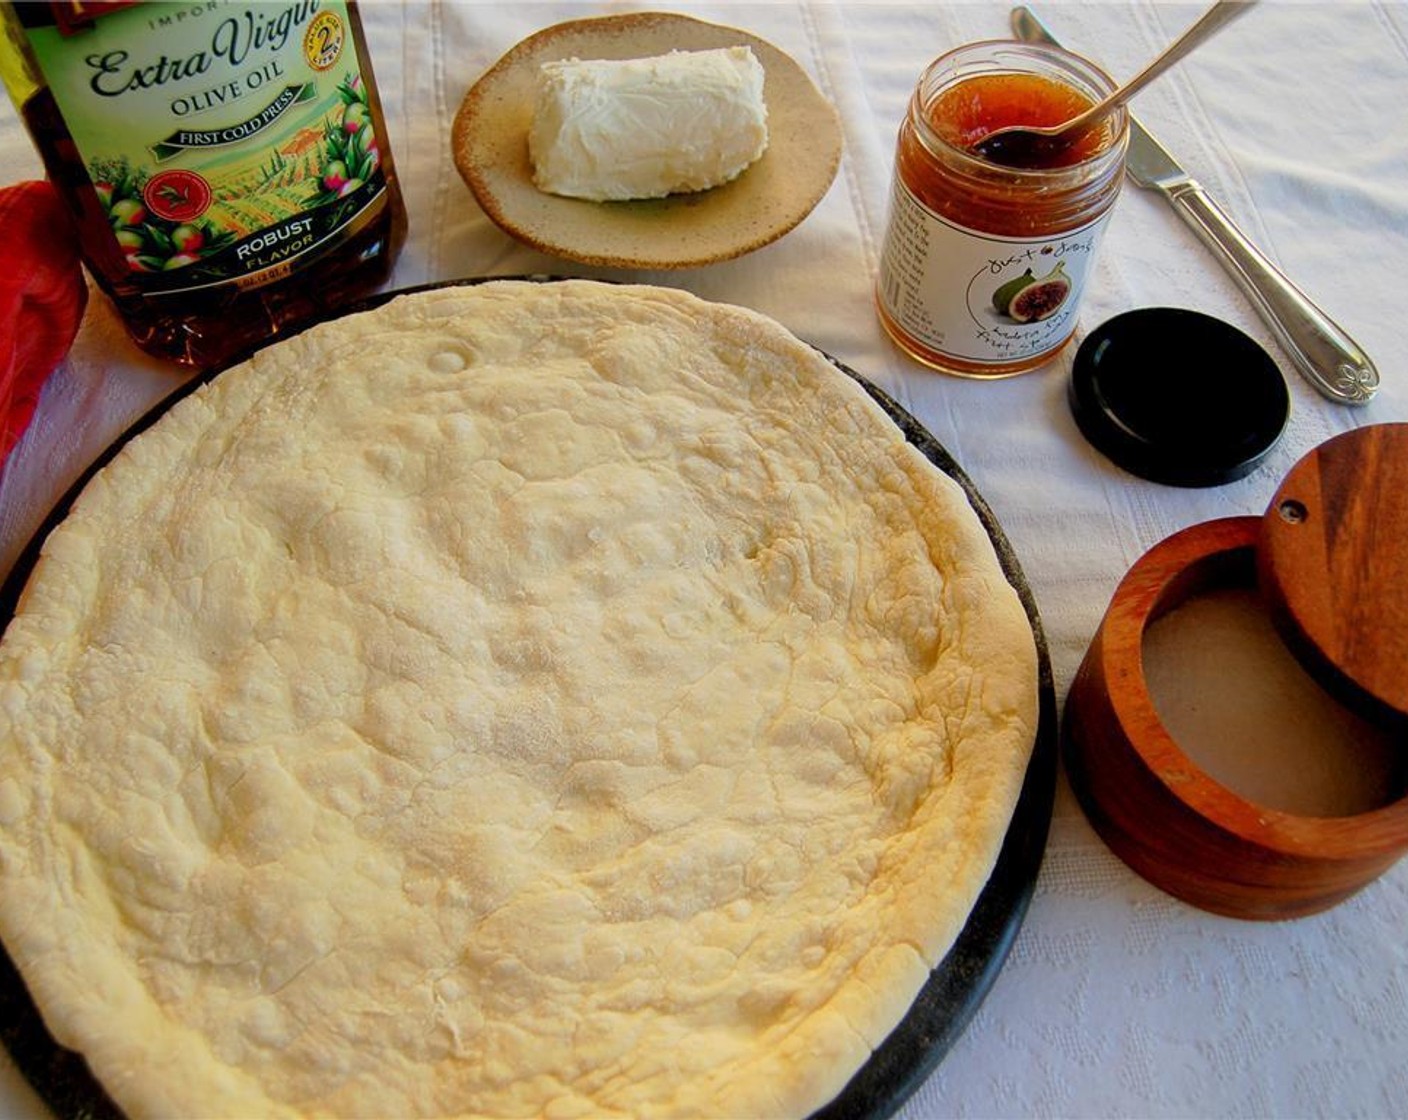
[973,0,1256,167]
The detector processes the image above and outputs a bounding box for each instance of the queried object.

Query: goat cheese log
[528,48,768,201]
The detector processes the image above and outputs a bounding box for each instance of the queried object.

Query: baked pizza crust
[0,280,1037,1118]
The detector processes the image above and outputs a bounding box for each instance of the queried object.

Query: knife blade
[1011,5,1379,405]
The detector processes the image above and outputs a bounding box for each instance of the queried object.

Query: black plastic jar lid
[1069,308,1290,488]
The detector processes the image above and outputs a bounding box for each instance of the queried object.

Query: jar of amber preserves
[877,42,1128,378]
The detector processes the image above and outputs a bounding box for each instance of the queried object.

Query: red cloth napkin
[0,180,88,467]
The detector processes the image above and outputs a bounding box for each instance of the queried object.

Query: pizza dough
[0,281,1037,1118]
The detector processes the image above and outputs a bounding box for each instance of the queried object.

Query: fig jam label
[25,0,388,294]
[878,177,1113,365]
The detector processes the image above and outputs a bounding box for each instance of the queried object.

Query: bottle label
[877,176,1113,366]
[24,1,387,295]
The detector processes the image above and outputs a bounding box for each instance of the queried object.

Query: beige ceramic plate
[451,12,843,269]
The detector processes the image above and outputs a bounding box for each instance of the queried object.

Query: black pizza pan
[0,278,1056,1120]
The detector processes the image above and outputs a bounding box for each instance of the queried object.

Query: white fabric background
[1,1,1405,1116]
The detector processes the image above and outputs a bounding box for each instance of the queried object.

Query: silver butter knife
[1012,5,1379,406]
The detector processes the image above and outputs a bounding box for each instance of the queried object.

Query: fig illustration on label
[991,261,1071,323]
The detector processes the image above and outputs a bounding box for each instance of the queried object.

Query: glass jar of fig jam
[877,42,1128,378]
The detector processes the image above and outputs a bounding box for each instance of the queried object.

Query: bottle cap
[1069,308,1289,487]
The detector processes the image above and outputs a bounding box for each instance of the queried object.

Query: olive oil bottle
[0,1,406,370]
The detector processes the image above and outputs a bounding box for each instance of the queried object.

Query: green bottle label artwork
[26,1,387,293]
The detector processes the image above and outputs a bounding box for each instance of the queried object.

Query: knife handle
[1162,179,1379,405]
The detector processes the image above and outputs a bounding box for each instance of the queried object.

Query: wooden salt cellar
[1063,424,1408,920]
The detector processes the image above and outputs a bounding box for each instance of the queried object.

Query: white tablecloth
[1,2,1405,1116]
